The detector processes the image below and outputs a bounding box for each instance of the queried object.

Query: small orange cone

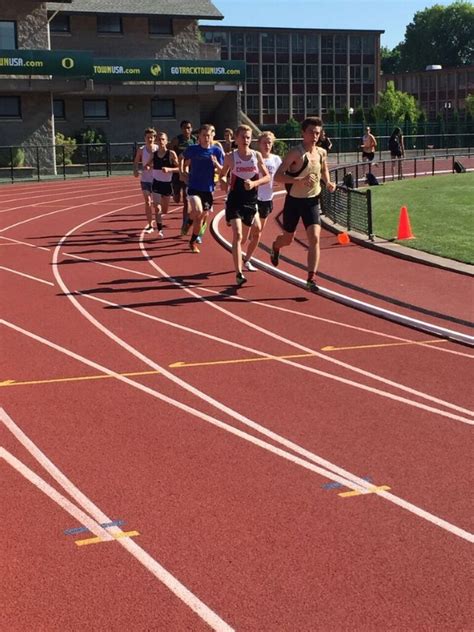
[396,206,415,240]
[337,232,350,245]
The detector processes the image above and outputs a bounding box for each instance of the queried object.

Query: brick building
[200,25,384,125]
[382,66,474,120]
[0,0,242,167]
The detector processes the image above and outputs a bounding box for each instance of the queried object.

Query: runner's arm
[133,148,142,177]
[320,151,336,192]
[162,150,180,174]
[274,149,303,183]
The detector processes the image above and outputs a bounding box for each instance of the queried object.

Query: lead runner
[271,116,336,291]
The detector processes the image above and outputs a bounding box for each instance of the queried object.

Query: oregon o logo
[61,57,75,70]
[150,64,161,77]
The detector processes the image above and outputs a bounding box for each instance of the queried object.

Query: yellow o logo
[61,57,75,70]
[150,64,161,77]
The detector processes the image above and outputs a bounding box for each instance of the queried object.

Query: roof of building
[200,25,384,35]
[46,1,223,19]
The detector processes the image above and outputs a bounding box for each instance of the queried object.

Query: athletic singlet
[258,153,282,202]
[175,133,197,156]
[140,145,156,183]
[286,144,324,198]
[362,134,376,151]
[228,149,259,205]
[152,149,174,182]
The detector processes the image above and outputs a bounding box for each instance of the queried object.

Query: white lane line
[62,247,472,359]
[0,413,234,632]
[1,448,113,541]
[0,184,138,214]
[141,240,473,421]
[0,265,54,286]
[2,318,473,546]
[0,193,142,233]
[0,180,133,207]
[0,235,51,251]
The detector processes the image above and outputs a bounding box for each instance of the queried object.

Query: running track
[1,176,473,631]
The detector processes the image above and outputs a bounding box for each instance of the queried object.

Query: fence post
[9,146,14,183]
[431,156,435,176]
[106,143,111,177]
[62,145,66,180]
[366,188,374,240]
[347,188,352,231]
[86,144,91,177]
[36,146,40,182]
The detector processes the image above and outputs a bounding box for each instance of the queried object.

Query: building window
[50,14,70,33]
[306,34,319,53]
[261,33,274,52]
[276,33,289,52]
[53,99,65,119]
[277,95,289,113]
[350,36,362,54]
[350,66,361,83]
[97,15,122,34]
[245,33,258,52]
[335,65,347,84]
[306,65,318,82]
[322,66,333,82]
[83,99,108,119]
[246,64,259,82]
[0,96,21,118]
[306,95,319,112]
[262,95,275,114]
[292,64,305,82]
[231,31,244,50]
[321,95,332,112]
[276,64,289,81]
[293,95,305,114]
[291,33,304,53]
[362,65,374,83]
[151,98,175,118]
[335,35,347,54]
[246,95,259,114]
[334,95,346,110]
[149,17,172,35]
[0,21,17,48]
[322,35,333,54]
[262,64,275,84]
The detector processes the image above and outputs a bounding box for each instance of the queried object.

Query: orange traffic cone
[396,206,414,240]
[337,232,350,245]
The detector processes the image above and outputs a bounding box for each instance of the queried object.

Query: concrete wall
[1,2,49,49]
[51,17,216,60]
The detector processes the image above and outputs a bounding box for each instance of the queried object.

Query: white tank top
[231,149,259,180]
[258,153,282,202]
[140,145,155,183]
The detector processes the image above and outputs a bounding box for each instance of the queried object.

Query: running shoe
[190,242,200,253]
[145,224,153,234]
[236,272,247,286]
[270,242,280,267]
[244,260,257,272]
[198,221,208,237]
[195,236,202,244]
[306,278,319,292]
[157,230,164,238]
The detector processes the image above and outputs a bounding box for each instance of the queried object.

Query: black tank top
[152,150,173,170]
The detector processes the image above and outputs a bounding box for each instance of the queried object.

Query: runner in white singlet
[133,127,157,233]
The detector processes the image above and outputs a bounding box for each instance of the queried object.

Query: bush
[74,127,107,161]
[273,139,289,157]
[0,147,25,168]
[55,133,77,165]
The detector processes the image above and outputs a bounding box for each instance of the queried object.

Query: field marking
[141,240,474,421]
[322,340,447,352]
[339,485,391,498]
[3,318,473,546]
[75,531,140,547]
[0,410,234,632]
[0,235,51,251]
[0,265,54,286]
[0,370,160,388]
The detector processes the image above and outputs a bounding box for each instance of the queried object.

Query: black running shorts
[225,202,258,227]
[187,189,213,211]
[152,180,172,196]
[257,200,273,219]
[282,195,321,233]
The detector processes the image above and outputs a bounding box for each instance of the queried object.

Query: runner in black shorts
[169,120,197,231]
[220,125,269,285]
[273,117,336,291]
[146,132,178,238]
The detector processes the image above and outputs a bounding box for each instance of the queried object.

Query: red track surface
[1,177,473,631]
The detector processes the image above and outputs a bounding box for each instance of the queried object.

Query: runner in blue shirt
[181,124,224,253]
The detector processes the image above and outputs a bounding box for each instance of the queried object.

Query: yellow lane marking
[338,485,391,498]
[0,370,160,388]
[169,352,315,369]
[75,530,140,547]
[322,339,447,352]
[0,339,450,388]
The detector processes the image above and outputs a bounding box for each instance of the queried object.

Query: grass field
[369,172,474,264]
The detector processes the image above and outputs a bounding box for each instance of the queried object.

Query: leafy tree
[398,1,474,71]
[278,118,300,138]
[466,94,474,117]
[326,108,337,124]
[353,106,365,124]
[366,106,377,124]
[375,81,421,123]
[381,45,402,74]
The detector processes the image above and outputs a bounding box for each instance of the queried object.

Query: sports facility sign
[92,59,246,82]
[0,50,92,76]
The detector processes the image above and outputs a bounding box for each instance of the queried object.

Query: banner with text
[0,50,92,76]
[92,59,246,82]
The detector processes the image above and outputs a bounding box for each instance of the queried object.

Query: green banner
[0,50,92,76]
[92,59,246,82]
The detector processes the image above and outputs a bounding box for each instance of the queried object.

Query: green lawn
[368,172,474,264]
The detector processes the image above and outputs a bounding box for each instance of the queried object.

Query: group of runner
[133,116,335,289]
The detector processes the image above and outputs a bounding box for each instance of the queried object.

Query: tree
[398,1,474,71]
[353,106,365,124]
[466,94,474,117]
[326,108,337,124]
[278,118,300,138]
[375,81,421,123]
[381,45,402,74]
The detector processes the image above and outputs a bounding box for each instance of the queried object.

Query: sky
[201,0,453,50]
